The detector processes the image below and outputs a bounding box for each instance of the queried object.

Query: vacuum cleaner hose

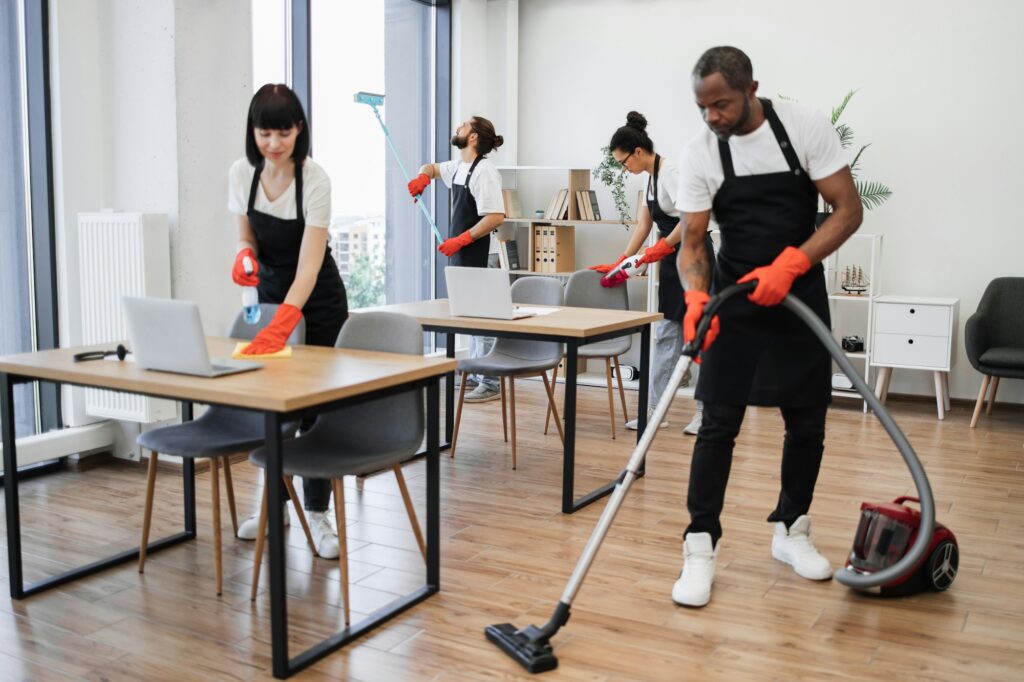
[703,283,935,589]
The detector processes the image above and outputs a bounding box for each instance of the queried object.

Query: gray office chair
[548,269,632,439]
[965,277,1024,427]
[137,303,313,595]
[451,276,565,470]
[248,311,428,625]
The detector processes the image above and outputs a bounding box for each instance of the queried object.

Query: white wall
[50,0,252,454]
[509,0,1024,404]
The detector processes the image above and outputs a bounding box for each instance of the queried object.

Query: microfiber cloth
[232,342,293,360]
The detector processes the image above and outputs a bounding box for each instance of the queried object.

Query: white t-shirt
[675,98,846,216]
[643,156,683,219]
[227,157,331,228]
[438,156,505,254]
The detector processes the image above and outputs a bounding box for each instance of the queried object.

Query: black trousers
[685,401,827,545]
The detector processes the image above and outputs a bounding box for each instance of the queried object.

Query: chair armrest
[964,311,989,371]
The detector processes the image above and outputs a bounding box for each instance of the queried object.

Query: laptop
[445,266,543,320]
[122,297,263,378]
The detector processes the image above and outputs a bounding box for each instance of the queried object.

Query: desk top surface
[0,338,455,413]
[360,300,662,338]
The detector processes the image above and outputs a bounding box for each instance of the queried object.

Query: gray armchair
[965,277,1024,427]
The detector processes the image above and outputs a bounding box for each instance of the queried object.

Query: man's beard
[713,97,752,141]
[451,134,468,149]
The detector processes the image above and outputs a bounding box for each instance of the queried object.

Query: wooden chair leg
[541,371,564,443]
[613,356,629,424]
[139,450,159,573]
[544,364,560,434]
[450,371,469,459]
[283,476,315,552]
[605,358,616,440]
[210,457,222,595]
[393,465,426,561]
[500,377,508,442]
[509,377,517,470]
[250,483,269,601]
[987,376,1000,415]
[222,456,238,536]
[970,374,991,428]
[331,479,350,626]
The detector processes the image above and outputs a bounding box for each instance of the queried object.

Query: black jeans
[685,401,827,545]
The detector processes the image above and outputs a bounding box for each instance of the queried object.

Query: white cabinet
[871,295,959,419]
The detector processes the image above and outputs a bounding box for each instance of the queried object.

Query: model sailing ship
[841,265,869,294]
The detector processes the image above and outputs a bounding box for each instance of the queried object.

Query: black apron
[247,160,348,347]
[695,99,831,407]
[448,156,490,268]
[647,155,714,322]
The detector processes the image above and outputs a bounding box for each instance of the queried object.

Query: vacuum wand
[353,91,444,245]
[486,281,936,673]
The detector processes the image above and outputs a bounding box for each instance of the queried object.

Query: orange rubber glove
[438,230,474,256]
[589,254,628,274]
[737,246,812,307]
[639,238,675,264]
[232,248,260,287]
[682,290,720,362]
[241,303,302,356]
[407,173,431,202]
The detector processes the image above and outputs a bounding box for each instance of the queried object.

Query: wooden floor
[1,381,1023,681]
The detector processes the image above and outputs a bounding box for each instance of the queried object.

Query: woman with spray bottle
[228,83,347,559]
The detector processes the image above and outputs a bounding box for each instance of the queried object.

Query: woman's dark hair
[470,116,504,156]
[609,111,654,155]
[245,83,310,166]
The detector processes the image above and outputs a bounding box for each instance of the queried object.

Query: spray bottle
[241,254,261,324]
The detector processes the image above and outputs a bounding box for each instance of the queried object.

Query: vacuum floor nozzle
[485,623,558,673]
[353,91,385,107]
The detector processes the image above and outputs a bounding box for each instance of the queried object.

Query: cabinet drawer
[874,303,950,336]
[873,332,949,369]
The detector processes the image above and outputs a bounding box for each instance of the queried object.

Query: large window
[311,0,438,309]
[1,1,39,439]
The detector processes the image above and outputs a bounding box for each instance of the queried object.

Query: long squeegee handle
[368,105,444,245]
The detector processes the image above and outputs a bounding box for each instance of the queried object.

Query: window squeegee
[354,91,444,245]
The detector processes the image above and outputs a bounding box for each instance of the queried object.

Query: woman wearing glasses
[590,112,711,436]
[227,83,347,558]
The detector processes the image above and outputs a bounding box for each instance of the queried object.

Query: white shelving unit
[824,232,883,410]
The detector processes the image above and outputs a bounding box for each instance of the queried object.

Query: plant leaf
[856,180,892,210]
[831,89,858,125]
[836,124,854,149]
[849,143,870,176]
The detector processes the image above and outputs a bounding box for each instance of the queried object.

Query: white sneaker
[671,532,718,607]
[771,515,833,580]
[625,415,669,431]
[236,503,289,540]
[308,511,340,559]
[682,411,702,436]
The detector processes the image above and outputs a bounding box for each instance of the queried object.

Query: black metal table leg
[445,332,455,446]
[2,373,24,598]
[265,412,289,679]
[561,342,579,513]
[636,324,652,476]
[182,401,197,535]
[426,378,440,588]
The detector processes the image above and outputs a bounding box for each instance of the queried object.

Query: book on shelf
[556,189,570,220]
[544,188,568,220]
[497,240,509,270]
[506,240,521,270]
[633,189,644,223]
[575,190,593,221]
[501,189,523,219]
[588,190,602,220]
[543,192,560,220]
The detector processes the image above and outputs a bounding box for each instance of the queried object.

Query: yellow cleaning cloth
[232,342,293,360]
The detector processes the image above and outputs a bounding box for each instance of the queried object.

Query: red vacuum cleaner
[486,281,958,673]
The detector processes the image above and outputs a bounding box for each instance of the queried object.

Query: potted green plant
[593,146,631,225]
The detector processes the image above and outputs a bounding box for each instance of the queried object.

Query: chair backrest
[228,303,306,344]
[492,276,564,362]
[314,312,425,454]
[978,277,1024,348]
[564,269,629,311]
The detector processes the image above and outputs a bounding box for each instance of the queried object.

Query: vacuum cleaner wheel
[926,540,958,591]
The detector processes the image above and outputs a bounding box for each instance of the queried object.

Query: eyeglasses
[616,151,633,168]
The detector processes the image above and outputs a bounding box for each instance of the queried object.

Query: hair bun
[625,111,647,131]
[493,134,504,149]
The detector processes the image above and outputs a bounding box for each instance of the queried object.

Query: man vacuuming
[673,46,863,607]
[408,116,506,403]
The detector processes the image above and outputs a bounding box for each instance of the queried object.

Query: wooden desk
[358,300,663,513]
[0,338,455,679]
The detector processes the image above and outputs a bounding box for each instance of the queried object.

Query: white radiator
[77,211,177,423]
